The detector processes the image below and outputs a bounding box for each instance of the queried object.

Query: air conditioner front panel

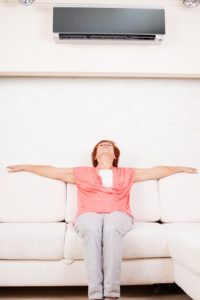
[53,7,165,36]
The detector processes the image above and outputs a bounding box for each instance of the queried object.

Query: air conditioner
[53,7,165,45]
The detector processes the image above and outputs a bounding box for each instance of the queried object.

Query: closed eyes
[99,144,112,147]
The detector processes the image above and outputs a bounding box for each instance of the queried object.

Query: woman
[7,140,198,300]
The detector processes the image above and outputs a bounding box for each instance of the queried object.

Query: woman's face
[95,142,116,160]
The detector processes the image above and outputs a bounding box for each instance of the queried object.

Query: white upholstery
[0,169,200,300]
[64,222,170,260]
[122,222,170,259]
[0,168,67,222]
[0,260,88,286]
[174,261,200,300]
[65,184,77,223]
[121,258,174,285]
[0,222,66,259]
[0,259,174,286]
[65,180,160,223]
[159,173,200,222]
[130,180,160,222]
[163,223,200,275]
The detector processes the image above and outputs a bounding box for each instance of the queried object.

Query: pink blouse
[73,166,135,218]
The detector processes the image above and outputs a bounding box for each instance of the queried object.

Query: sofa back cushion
[0,168,67,222]
[159,173,200,222]
[66,179,160,222]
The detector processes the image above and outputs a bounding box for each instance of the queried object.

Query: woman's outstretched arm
[6,165,75,184]
[134,166,198,183]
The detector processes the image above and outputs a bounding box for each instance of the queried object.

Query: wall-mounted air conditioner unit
[53,7,165,45]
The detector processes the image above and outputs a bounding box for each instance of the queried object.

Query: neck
[96,155,113,170]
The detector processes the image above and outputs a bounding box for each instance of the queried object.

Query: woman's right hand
[6,165,27,172]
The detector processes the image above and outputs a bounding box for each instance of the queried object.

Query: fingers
[183,167,199,173]
[6,165,20,172]
[6,164,27,173]
[189,167,198,173]
[6,166,15,172]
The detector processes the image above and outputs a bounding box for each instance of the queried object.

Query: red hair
[91,140,120,167]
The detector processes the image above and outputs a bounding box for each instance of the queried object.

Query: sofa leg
[167,283,174,290]
[153,284,161,294]
[153,283,179,294]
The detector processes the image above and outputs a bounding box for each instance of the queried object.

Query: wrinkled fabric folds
[73,167,135,218]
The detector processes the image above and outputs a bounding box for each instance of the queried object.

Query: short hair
[91,140,120,167]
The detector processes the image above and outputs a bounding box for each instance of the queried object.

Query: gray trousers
[73,211,133,300]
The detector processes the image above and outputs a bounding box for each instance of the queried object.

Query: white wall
[0,0,200,77]
[1,1,200,170]
[0,77,200,170]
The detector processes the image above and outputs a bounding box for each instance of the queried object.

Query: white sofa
[0,168,199,300]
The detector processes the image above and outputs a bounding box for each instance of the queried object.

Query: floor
[0,284,191,299]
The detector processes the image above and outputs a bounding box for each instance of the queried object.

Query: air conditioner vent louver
[59,34,156,41]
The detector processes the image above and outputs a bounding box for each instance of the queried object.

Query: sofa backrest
[158,172,200,222]
[0,168,66,222]
[2,168,198,224]
[65,179,160,223]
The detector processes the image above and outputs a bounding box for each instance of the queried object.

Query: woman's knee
[103,217,133,238]
[74,213,103,237]
[75,222,102,239]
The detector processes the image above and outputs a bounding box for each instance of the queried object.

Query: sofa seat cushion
[0,222,67,259]
[163,223,200,276]
[0,169,66,222]
[64,222,170,260]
